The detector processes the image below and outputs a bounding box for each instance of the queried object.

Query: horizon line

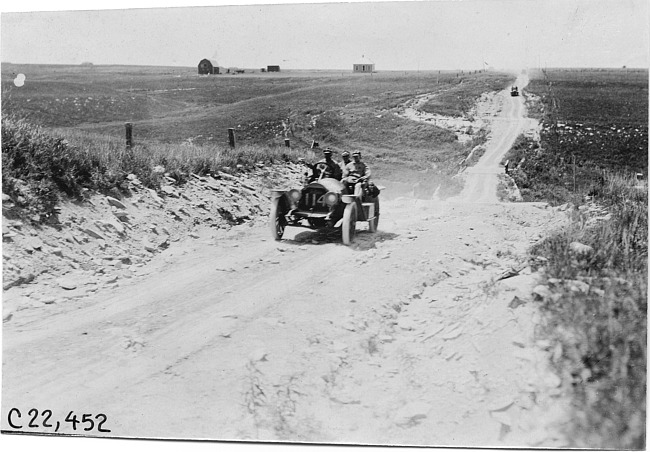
[2,62,648,71]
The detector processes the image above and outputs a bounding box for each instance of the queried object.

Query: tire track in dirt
[450,75,529,203]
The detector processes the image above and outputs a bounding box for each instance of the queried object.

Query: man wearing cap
[312,148,342,181]
[342,151,371,196]
[339,151,351,175]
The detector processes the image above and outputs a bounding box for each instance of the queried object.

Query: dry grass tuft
[531,172,647,449]
[2,114,313,221]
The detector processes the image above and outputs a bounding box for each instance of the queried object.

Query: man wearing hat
[339,151,351,175]
[315,148,342,180]
[342,151,371,196]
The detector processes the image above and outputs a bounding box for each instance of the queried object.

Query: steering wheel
[315,162,329,180]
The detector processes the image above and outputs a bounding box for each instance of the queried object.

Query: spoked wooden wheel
[270,198,287,240]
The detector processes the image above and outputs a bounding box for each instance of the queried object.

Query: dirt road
[2,76,571,447]
[451,74,530,203]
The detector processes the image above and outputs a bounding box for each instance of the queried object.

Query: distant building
[353,63,374,73]
[267,65,280,72]
[198,59,220,75]
[353,56,374,73]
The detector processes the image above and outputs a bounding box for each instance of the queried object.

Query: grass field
[505,67,648,449]
[504,68,647,205]
[2,64,513,210]
[516,68,647,199]
[1,64,513,218]
[1,64,512,174]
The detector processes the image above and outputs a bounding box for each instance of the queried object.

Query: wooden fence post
[228,128,236,148]
[125,122,133,149]
[572,154,576,193]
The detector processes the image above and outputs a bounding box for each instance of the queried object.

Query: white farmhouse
[353,56,375,73]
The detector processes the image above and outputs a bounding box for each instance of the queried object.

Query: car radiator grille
[299,189,329,212]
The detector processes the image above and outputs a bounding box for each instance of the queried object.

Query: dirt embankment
[2,163,304,319]
[398,90,502,143]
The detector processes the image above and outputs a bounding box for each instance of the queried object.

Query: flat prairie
[1,64,512,177]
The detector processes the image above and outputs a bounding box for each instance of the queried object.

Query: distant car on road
[269,163,380,245]
[511,86,519,97]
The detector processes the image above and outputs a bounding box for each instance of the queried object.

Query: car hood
[304,178,347,194]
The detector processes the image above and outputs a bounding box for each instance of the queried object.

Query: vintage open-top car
[269,165,380,245]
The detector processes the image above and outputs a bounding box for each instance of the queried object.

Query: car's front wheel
[342,203,357,245]
[270,197,287,240]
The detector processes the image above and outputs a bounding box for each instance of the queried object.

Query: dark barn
[267,65,280,72]
[198,59,220,75]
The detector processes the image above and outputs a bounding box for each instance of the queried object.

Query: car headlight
[288,189,302,204]
[323,191,339,206]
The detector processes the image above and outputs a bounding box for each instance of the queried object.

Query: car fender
[270,189,288,200]
[341,194,356,204]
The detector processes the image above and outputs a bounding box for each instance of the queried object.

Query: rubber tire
[270,197,287,241]
[368,198,380,233]
[342,203,357,246]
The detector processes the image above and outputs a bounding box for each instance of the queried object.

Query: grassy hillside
[505,68,648,449]
[2,65,513,218]
[419,71,513,117]
[2,65,513,180]
[1,114,312,222]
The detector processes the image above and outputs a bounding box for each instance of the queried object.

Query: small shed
[267,65,280,72]
[198,59,220,75]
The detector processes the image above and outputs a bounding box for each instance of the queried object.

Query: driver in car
[299,148,343,182]
[342,150,371,196]
[321,148,343,180]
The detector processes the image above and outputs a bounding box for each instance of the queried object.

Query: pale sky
[1,0,648,70]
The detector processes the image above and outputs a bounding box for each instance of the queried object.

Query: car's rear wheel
[342,203,357,246]
[270,197,287,240]
[368,198,380,233]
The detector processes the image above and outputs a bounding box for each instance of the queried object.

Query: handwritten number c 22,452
[7,409,111,433]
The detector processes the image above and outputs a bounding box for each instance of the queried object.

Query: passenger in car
[339,151,351,174]
[342,151,371,196]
